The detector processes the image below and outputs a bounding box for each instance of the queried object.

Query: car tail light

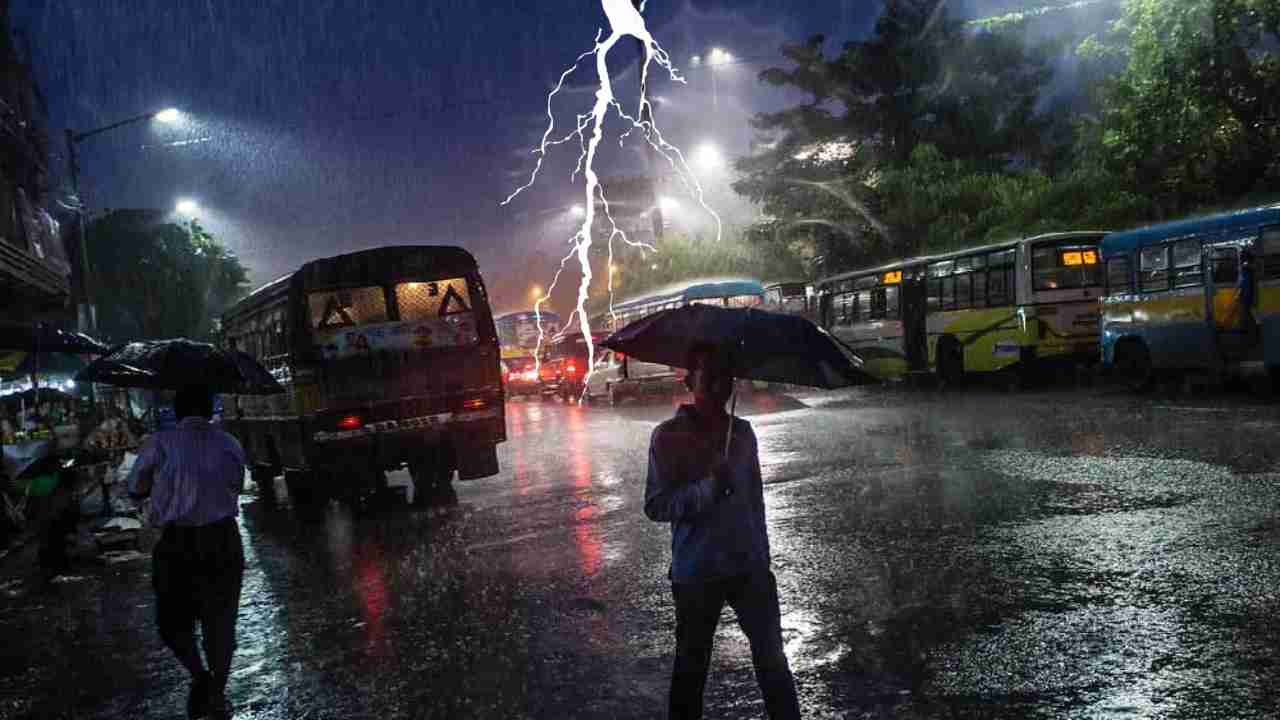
[337,414,363,430]
[462,397,487,410]
[566,362,577,375]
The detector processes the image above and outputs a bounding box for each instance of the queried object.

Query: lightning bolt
[501,0,722,396]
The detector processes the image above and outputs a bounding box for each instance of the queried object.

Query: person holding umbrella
[127,385,246,720]
[610,302,870,719]
[643,342,802,720]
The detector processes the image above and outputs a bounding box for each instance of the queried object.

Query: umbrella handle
[724,386,737,460]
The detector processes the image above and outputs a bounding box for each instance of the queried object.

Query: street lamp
[693,142,724,172]
[705,47,734,110]
[530,285,544,300]
[64,106,186,333]
[570,204,586,218]
[659,196,679,214]
[175,198,200,217]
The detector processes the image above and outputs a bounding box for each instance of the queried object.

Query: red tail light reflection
[337,414,364,430]
[461,397,487,410]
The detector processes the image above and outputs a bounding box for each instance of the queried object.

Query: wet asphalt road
[3,385,1280,719]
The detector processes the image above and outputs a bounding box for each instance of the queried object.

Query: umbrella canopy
[600,304,875,389]
[0,323,109,354]
[0,350,92,381]
[75,339,284,395]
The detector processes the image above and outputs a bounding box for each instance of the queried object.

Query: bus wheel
[936,337,964,388]
[1116,340,1154,393]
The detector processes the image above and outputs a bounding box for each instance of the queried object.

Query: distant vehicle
[1100,205,1280,391]
[591,279,765,333]
[495,310,561,359]
[814,232,1108,384]
[539,331,606,401]
[220,246,505,506]
[503,355,542,398]
[762,280,812,319]
[584,348,683,405]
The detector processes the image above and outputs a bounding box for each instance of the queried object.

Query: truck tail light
[462,397,488,410]
[337,414,364,430]
[566,362,577,375]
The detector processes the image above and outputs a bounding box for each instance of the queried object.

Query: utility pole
[64,128,94,334]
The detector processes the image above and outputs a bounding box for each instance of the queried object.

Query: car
[538,331,606,401]
[502,356,542,398]
[583,349,684,405]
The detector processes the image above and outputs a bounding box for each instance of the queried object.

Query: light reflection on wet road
[2,386,1280,718]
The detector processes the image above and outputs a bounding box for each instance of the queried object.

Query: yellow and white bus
[814,232,1108,384]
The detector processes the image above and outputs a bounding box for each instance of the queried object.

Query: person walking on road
[128,386,245,719]
[644,342,801,720]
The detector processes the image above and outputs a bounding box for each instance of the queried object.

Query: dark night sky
[10,0,1048,312]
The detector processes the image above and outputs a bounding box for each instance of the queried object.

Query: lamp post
[64,107,183,333]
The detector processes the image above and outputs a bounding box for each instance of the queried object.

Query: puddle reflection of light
[354,546,390,657]
[566,407,604,577]
[508,403,531,496]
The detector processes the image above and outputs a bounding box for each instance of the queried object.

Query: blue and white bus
[1100,205,1280,390]
[591,278,765,333]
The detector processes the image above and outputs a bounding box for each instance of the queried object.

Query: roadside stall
[0,323,116,569]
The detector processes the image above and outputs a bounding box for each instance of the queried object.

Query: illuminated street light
[570,204,586,218]
[693,142,724,172]
[708,48,733,66]
[530,285,544,300]
[659,196,679,214]
[154,107,182,124]
[175,198,200,216]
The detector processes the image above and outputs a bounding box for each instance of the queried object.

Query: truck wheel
[251,465,280,505]
[285,470,326,515]
[411,451,457,507]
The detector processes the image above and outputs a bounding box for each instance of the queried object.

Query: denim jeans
[669,570,800,720]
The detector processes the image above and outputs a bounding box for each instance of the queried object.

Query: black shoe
[188,672,212,719]
[206,690,232,720]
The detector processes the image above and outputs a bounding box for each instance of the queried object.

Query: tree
[86,209,249,342]
[1080,0,1280,216]
[734,0,1058,270]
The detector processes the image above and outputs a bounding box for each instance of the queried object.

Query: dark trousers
[152,517,244,690]
[669,570,801,720]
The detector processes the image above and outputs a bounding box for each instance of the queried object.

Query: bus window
[954,272,972,309]
[940,275,955,310]
[1262,226,1280,281]
[1140,245,1170,293]
[972,269,987,307]
[1211,249,1238,285]
[1033,243,1103,291]
[927,277,941,311]
[1106,256,1132,295]
[1171,239,1203,288]
[726,294,762,308]
[308,286,388,330]
[883,284,900,320]
[397,278,473,321]
[988,250,1015,306]
[858,288,873,319]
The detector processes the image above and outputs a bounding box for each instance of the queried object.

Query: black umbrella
[601,305,873,456]
[0,323,109,354]
[75,339,284,395]
[600,304,873,389]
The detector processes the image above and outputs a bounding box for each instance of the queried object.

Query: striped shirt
[127,417,246,528]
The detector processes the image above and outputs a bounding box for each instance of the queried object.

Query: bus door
[1206,244,1247,358]
[901,271,928,372]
